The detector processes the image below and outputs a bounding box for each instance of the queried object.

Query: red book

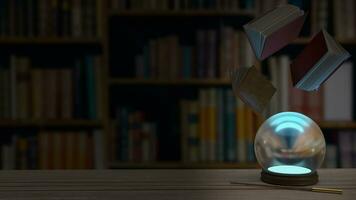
[290,29,350,91]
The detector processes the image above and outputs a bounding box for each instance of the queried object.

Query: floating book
[230,66,276,114]
[290,29,351,91]
[243,4,306,60]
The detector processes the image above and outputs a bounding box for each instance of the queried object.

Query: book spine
[207,30,217,78]
[198,89,207,161]
[207,88,217,162]
[85,56,97,119]
[196,30,206,78]
[180,100,189,162]
[225,90,236,162]
[120,107,129,161]
[236,98,246,163]
[325,144,337,168]
[216,89,224,162]
[72,0,82,37]
[182,46,192,79]
[245,106,255,162]
[60,69,73,119]
[73,59,84,118]
[339,132,353,168]
[64,132,74,169]
[188,101,199,162]
[10,56,17,119]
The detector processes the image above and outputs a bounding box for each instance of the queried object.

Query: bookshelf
[109,78,232,86]
[0,120,102,128]
[109,161,259,169]
[1,0,356,170]
[0,37,102,45]
[292,37,356,45]
[110,10,256,17]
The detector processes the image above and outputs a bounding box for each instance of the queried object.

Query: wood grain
[0,169,354,199]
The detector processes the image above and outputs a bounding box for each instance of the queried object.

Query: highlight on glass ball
[254,112,326,185]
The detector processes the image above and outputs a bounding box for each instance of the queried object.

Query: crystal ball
[254,112,326,175]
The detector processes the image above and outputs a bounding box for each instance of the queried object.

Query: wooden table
[0,169,355,199]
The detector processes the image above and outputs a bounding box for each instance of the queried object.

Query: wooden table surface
[0,169,355,200]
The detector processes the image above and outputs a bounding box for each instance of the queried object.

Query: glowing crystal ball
[254,112,326,175]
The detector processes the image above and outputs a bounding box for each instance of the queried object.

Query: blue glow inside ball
[254,112,326,175]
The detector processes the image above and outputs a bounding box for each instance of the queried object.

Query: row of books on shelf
[110,0,255,11]
[135,27,254,79]
[311,0,329,35]
[1,130,104,170]
[110,108,158,162]
[256,0,310,14]
[0,55,103,120]
[333,0,356,39]
[180,88,262,162]
[0,0,100,37]
[266,56,354,121]
[325,131,356,168]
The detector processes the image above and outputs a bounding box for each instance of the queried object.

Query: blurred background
[0,0,355,170]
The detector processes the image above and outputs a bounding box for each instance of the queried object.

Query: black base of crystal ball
[261,170,318,186]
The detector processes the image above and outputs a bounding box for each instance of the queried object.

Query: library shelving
[0,120,102,128]
[109,161,259,169]
[0,37,102,45]
[109,78,232,86]
[1,0,356,170]
[110,10,256,17]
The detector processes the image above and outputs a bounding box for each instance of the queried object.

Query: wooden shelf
[110,10,256,17]
[319,121,356,129]
[109,161,259,169]
[0,37,102,45]
[0,119,102,128]
[109,78,232,86]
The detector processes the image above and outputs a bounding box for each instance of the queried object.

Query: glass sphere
[254,112,326,175]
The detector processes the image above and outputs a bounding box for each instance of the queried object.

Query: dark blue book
[196,30,206,78]
[244,0,255,9]
[224,90,236,162]
[143,46,150,79]
[182,46,192,79]
[73,59,84,118]
[27,136,38,169]
[0,0,6,35]
[288,0,304,9]
[85,56,97,119]
[119,107,130,161]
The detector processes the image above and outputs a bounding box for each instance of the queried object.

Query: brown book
[290,29,350,91]
[231,66,276,114]
[31,69,43,119]
[52,132,62,169]
[59,69,73,119]
[86,134,94,169]
[64,132,73,169]
[16,57,31,120]
[78,132,87,169]
[94,57,104,120]
[44,69,59,119]
[243,4,305,60]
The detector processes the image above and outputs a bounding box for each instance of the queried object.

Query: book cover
[244,4,305,60]
[290,29,351,91]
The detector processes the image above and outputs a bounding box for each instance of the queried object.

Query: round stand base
[261,170,318,186]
